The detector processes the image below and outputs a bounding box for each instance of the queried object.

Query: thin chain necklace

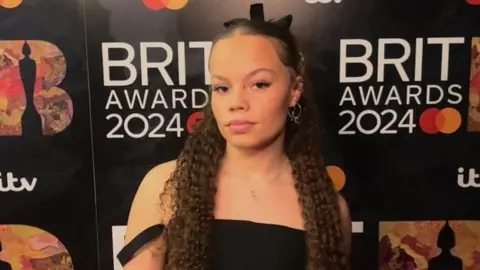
[247,158,289,200]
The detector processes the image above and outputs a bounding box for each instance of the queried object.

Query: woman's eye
[213,86,229,92]
[252,81,271,89]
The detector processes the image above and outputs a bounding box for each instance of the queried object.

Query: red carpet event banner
[0,0,98,269]
[1,0,480,269]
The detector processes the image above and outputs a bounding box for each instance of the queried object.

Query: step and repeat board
[0,0,479,269]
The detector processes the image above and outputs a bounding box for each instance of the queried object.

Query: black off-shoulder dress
[117,219,307,269]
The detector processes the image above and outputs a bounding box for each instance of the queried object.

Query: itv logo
[457,167,480,188]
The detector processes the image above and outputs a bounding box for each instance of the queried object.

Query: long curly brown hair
[160,19,348,270]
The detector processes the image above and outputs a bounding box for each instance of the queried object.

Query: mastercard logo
[326,165,345,191]
[0,0,22,8]
[419,107,462,134]
[142,0,188,10]
[466,0,480,5]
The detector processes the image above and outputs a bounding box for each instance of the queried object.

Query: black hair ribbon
[223,3,293,29]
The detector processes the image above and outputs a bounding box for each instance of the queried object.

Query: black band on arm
[116,224,165,266]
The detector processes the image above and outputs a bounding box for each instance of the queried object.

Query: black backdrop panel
[0,1,98,270]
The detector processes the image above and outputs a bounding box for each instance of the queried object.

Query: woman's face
[209,33,301,149]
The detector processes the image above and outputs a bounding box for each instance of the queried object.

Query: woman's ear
[289,76,303,106]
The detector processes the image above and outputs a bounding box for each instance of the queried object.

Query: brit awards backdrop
[1,0,479,269]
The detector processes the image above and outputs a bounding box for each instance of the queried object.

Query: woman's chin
[224,133,283,152]
[226,137,263,150]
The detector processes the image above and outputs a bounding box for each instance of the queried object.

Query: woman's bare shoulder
[124,160,177,242]
[121,160,177,268]
[144,160,177,187]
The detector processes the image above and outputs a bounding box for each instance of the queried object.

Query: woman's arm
[337,194,352,256]
[122,160,176,270]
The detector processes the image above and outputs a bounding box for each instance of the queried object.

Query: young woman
[118,4,351,270]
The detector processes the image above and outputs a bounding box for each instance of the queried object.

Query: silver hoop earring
[287,103,302,124]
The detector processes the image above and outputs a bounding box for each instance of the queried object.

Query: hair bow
[223,3,293,29]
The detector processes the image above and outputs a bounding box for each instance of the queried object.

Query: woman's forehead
[209,34,285,73]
